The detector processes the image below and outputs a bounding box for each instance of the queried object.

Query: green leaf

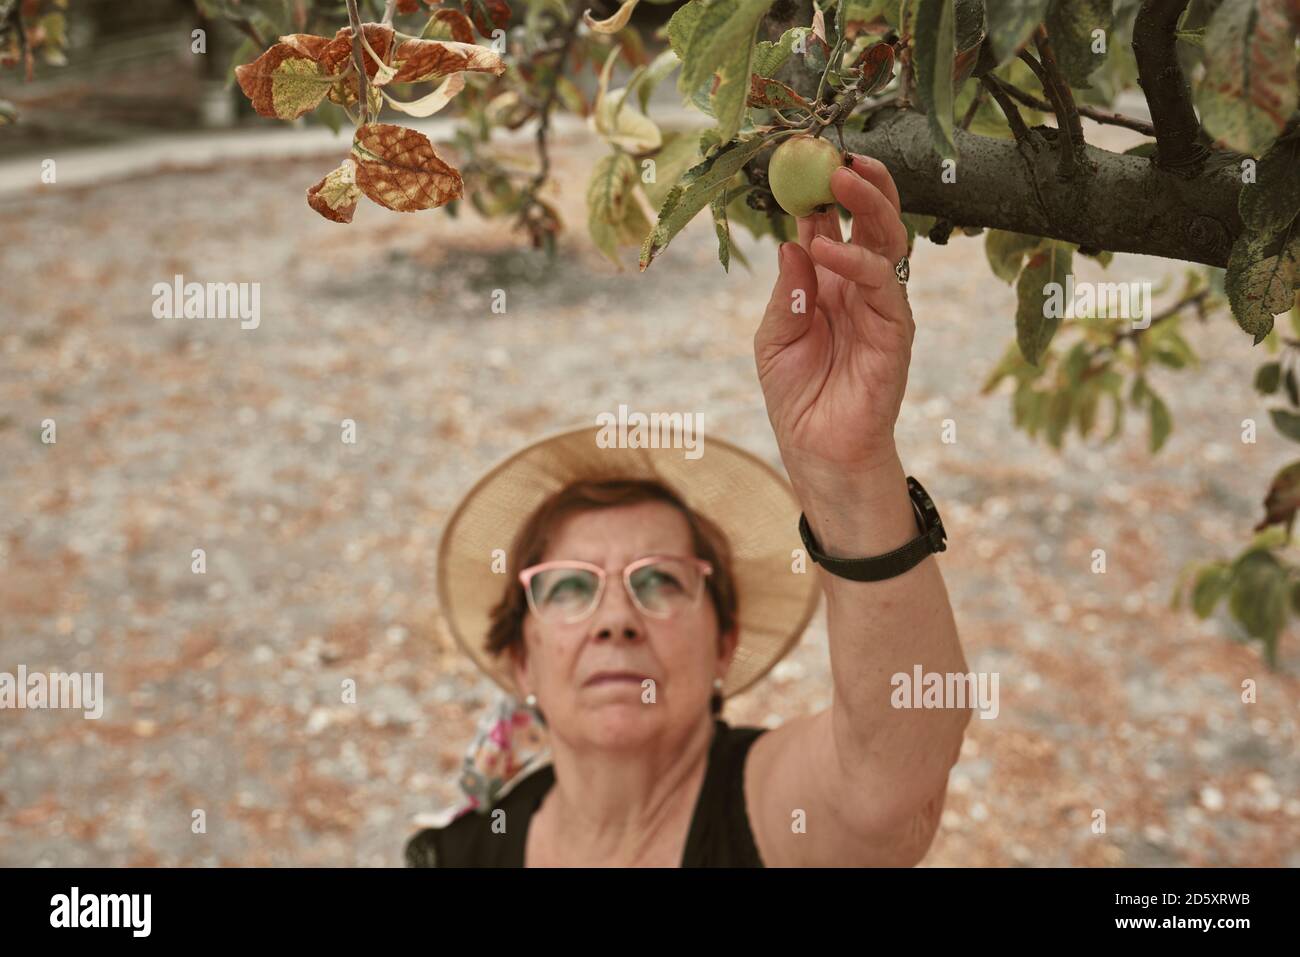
[752,26,807,79]
[668,0,706,62]
[634,48,682,114]
[1014,241,1072,365]
[1227,551,1288,659]
[1104,387,1126,441]
[1239,137,1300,237]
[226,37,260,88]
[1196,0,1299,154]
[1045,388,1074,448]
[1286,367,1299,406]
[901,212,938,247]
[1191,562,1233,618]
[679,0,774,144]
[1044,0,1112,88]
[710,191,732,272]
[642,131,703,210]
[985,0,1050,66]
[639,132,777,270]
[1269,407,1300,442]
[842,0,893,25]
[1255,361,1282,394]
[914,0,958,161]
[1076,384,1100,436]
[986,229,1044,283]
[1148,391,1172,452]
[587,152,649,268]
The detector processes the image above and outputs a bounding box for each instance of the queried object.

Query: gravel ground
[0,120,1296,866]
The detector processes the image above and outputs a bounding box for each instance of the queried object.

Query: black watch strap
[798,476,947,582]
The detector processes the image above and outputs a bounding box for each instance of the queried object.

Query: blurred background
[0,0,1296,866]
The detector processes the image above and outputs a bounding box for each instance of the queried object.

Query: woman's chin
[577,698,668,747]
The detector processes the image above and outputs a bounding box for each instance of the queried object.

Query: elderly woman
[406,152,970,867]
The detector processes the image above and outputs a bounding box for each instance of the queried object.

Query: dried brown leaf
[350,123,463,212]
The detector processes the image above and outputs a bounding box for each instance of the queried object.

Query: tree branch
[1132,0,1209,175]
[759,107,1245,267]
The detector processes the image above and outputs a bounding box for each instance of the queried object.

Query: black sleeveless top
[404,719,767,867]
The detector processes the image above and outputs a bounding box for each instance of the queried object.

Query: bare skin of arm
[746,153,971,867]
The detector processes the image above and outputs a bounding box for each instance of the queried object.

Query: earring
[712,678,723,692]
[524,693,538,709]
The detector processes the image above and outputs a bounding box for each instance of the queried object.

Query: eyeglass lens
[527,559,704,622]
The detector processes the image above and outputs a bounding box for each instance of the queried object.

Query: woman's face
[511,501,736,750]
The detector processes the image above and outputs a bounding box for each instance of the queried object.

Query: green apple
[768,134,845,218]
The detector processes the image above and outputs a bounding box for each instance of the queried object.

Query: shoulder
[404,763,555,868]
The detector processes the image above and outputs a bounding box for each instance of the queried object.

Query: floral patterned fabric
[450,690,550,820]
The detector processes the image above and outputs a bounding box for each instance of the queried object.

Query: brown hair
[486,478,738,716]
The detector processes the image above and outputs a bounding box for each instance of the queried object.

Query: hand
[755,152,915,506]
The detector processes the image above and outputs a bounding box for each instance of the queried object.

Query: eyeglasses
[518,555,713,625]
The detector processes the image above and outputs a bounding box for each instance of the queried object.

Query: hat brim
[435,423,821,698]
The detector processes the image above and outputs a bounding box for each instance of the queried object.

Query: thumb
[756,241,818,355]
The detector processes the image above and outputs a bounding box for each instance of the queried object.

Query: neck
[539,713,718,865]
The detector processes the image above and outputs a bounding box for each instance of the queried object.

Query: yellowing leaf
[1197,0,1298,154]
[585,0,640,34]
[591,45,661,153]
[351,123,463,212]
[307,158,362,223]
[383,73,467,117]
[746,74,810,111]
[1225,225,1300,343]
[235,42,337,120]
[420,9,476,44]
[319,23,396,87]
[587,152,651,268]
[389,38,506,83]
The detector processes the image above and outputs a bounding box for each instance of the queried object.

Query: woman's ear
[717,626,739,675]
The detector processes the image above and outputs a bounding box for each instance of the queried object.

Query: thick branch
[797,107,1243,267]
[1132,0,1209,174]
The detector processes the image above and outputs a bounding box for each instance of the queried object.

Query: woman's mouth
[583,671,646,687]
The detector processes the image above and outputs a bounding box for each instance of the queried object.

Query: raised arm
[746,152,970,867]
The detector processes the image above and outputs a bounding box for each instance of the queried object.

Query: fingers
[847,153,901,216]
[809,236,913,332]
[756,241,819,354]
[830,165,909,261]
[796,205,843,252]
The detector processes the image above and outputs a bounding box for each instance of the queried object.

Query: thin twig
[959,85,987,130]
[528,1,584,192]
[6,0,32,81]
[345,0,369,126]
[981,74,1032,143]
[1116,287,1212,341]
[995,80,1156,136]
[1033,29,1085,153]
[381,0,397,27]
[229,16,268,50]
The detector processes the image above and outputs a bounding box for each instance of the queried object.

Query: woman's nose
[589,578,643,641]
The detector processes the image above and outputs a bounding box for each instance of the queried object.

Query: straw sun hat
[435,423,822,700]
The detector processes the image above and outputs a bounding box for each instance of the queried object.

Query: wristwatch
[797,476,947,582]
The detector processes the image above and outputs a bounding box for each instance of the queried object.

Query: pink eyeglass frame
[517,555,714,623]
